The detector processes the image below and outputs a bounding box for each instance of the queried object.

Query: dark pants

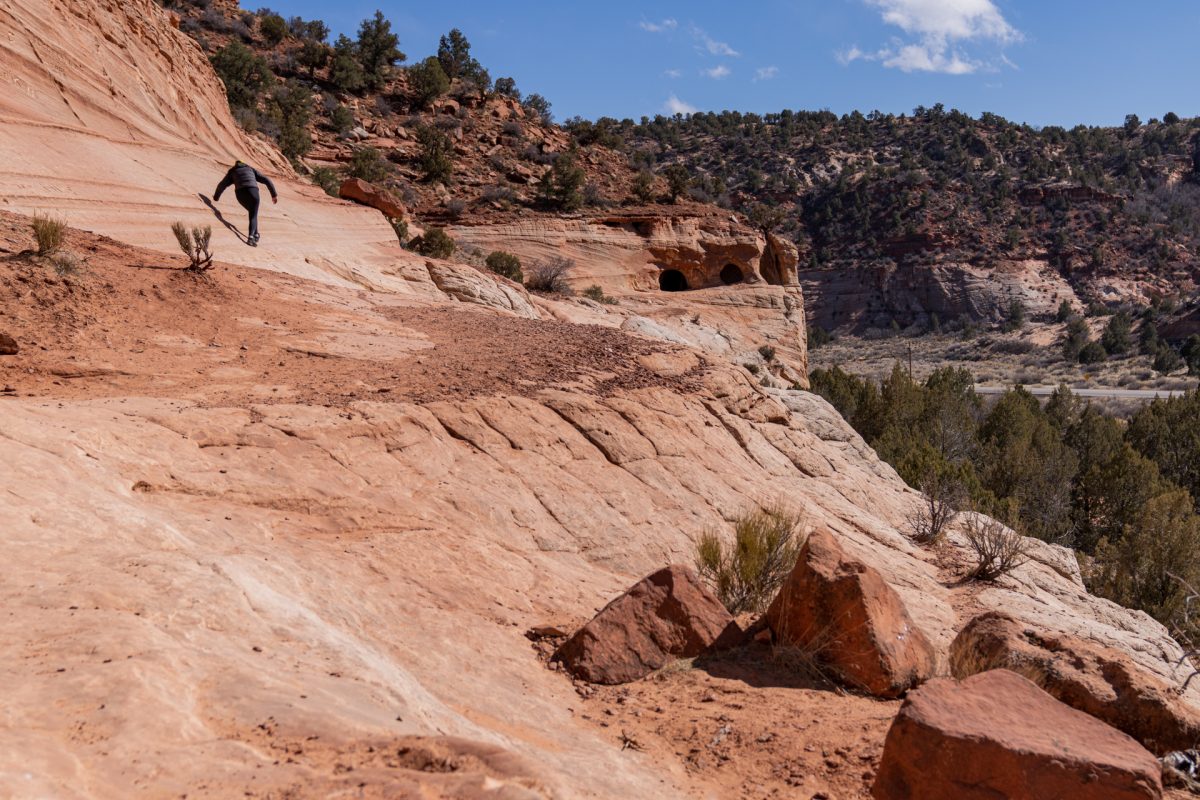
[235,186,261,239]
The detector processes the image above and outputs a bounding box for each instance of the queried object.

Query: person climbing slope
[213,160,278,246]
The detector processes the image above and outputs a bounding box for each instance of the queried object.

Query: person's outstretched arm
[255,170,279,204]
[213,169,234,201]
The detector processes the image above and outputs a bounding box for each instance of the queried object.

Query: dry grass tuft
[695,503,804,614]
[32,213,66,256]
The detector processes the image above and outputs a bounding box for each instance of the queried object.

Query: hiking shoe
[249,233,260,247]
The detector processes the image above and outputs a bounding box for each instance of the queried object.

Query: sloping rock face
[0,0,410,286]
[339,178,407,220]
[553,565,742,684]
[766,529,936,697]
[951,612,1200,754]
[872,669,1163,800]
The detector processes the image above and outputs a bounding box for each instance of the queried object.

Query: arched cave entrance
[659,269,689,292]
[720,263,745,285]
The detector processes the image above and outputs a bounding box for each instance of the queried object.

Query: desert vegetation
[695,504,803,614]
[812,364,1200,627]
[171,222,214,271]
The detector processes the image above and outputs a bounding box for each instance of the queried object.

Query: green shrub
[582,284,617,304]
[695,504,804,614]
[413,227,455,259]
[355,10,405,90]
[389,217,409,247]
[538,152,585,211]
[632,170,655,202]
[1101,312,1132,355]
[258,11,287,46]
[416,125,454,183]
[1079,340,1108,364]
[485,251,522,282]
[348,146,390,183]
[210,40,271,108]
[408,56,450,109]
[807,324,833,350]
[1153,344,1183,375]
[310,167,341,197]
[663,164,690,203]
[32,213,66,255]
[330,104,355,135]
[758,344,777,362]
[329,34,365,93]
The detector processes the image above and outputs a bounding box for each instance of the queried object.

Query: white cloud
[846,0,1021,74]
[663,94,698,115]
[639,18,677,33]
[664,68,683,78]
[691,25,740,57]
[754,66,780,81]
[703,65,731,79]
[869,0,1019,44]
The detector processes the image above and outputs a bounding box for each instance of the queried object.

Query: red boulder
[765,529,935,697]
[338,178,406,220]
[553,565,742,685]
[872,669,1163,800]
[951,611,1200,754]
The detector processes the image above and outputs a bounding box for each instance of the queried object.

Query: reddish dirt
[545,640,900,800]
[0,211,696,407]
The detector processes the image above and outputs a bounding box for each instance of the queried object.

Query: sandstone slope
[2,215,1197,799]
[0,0,406,288]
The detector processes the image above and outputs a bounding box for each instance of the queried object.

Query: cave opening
[659,269,689,292]
[720,264,745,285]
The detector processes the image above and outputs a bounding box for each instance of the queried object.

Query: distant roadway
[974,385,1190,400]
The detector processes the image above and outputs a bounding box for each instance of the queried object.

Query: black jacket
[214,163,277,201]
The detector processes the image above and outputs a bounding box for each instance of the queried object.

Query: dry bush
[909,471,962,544]
[695,503,804,614]
[523,256,574,294]
[171,222,214,271]
[32,213,66,255]
[48,252,81,276]
[962,512,1028,581]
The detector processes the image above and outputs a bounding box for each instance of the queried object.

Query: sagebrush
[171,222,214,271]
[962,512,1028,581]
[524,256,574,294]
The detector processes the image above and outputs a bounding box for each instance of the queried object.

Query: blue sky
[260,0,1199,127]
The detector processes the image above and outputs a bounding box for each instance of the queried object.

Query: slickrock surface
[0,0,403,286]
[2,214,1198,798]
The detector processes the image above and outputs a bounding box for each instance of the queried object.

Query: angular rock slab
[765,529,935,697]
[339,177,406,220]
[951,611,1200,754]
[553,565,742,685]
[872,669,1163,800]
